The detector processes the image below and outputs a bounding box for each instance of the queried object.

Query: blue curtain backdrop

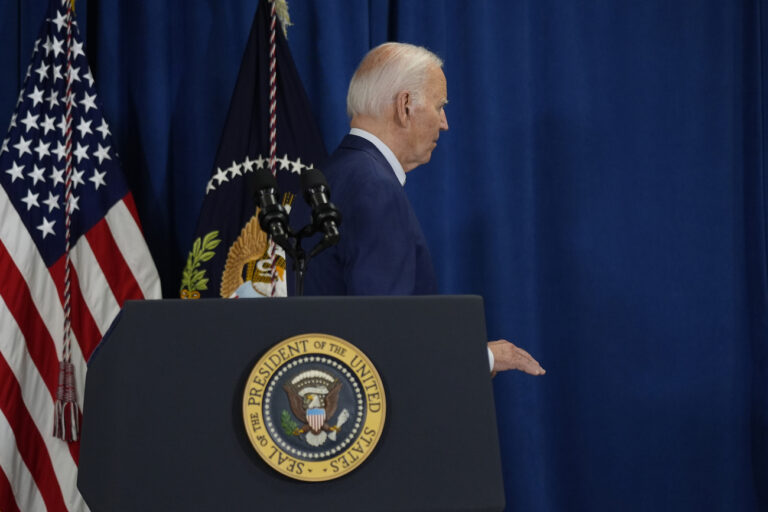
[1,1,766,510]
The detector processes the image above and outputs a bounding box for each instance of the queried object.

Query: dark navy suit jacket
[304,134,437,295]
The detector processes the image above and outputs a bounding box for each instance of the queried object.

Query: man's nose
[440,110,449,131]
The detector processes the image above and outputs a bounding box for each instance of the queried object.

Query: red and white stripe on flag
[0,0,161,510]
[0,189,160,511]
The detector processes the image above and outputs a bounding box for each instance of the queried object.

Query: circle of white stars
[205,154,316,195]
[262,355,365,462]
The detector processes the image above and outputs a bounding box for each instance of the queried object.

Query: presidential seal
[242,333,386,481]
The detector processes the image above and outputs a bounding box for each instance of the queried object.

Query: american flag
[0,1,161,510]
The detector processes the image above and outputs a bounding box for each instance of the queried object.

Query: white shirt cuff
[487,347,494,372]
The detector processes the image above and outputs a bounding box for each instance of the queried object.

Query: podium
[78,296,506,511]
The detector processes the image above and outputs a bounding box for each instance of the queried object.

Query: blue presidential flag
[181,0,327,299]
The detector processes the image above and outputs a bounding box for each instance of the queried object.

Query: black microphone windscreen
[254,168,278,190]
[301,168,329,190]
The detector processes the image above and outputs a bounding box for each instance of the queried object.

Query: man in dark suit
[306,42,544,376]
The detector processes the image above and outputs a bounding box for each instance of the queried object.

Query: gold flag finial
[273,0,293,38]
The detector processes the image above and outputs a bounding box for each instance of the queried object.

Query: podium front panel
[78,296,505,512]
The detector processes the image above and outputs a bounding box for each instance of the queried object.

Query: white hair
[346,42,444,119]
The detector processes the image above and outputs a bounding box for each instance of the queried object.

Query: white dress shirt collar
[349,128,406,186]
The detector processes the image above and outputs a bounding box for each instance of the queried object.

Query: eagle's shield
[307,408,325,433]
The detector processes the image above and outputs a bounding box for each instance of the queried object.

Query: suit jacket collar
[339,133,406,186]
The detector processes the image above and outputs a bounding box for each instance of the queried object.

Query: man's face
[403,66,449,171]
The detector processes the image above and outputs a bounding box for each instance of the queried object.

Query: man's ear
[394,91,410,126]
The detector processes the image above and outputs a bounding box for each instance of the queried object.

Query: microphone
[253,168,290,246]
[301,168,341,248]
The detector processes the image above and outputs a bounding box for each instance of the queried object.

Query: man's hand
[488,339,545,376]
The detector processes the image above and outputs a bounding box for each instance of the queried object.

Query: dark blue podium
[78,296,505,511]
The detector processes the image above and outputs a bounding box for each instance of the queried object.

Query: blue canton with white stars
[0,0,129,268]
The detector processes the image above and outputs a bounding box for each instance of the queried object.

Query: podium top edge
[123,295,485,306]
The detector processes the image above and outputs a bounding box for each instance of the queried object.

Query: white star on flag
[73,141,89,162]
[43,191,60,211]
[42,36,54,55]
[94,143,111,164]
[89,169,107,189]
[84,68,94,88]
[70,167,85,188]
[227,161,242,178]
[51,35,64,57]
[49,166,65,186]
[277,153,291,170]
[71,38,85,59]
[29,85,45,106]
[21,189,40,210]
[34,140,51,160]
[96,119,110,139]
[35,61,50,81]
[67,193,80,212]
[80,91,97,112]
[36,216,56,238]
[29,164,46,185]
[56,114,67,135]
[213,166,229,185]
[242,155,256,172]
[52,64,63,83]
[13,136,32,157]
[290,157,304,174]
[20,111,40,132]
[5,161,25,182]
[52,140,67,161]
[41,114,56,134]
[76,117,92,138]
[68,65,80,83]
[51,10,67,30]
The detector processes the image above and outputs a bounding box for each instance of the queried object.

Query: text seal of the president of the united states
[242,333,386,481]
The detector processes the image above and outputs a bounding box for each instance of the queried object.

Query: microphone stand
[255,169,341,297]
[291,225,313,297]
[269,223,335,297]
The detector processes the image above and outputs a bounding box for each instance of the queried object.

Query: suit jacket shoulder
[305,134,437,296]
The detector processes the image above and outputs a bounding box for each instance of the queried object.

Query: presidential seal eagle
[283,370,343,438]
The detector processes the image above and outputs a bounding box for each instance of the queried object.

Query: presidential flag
[181,0,327,299]
[0,1,161,510]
